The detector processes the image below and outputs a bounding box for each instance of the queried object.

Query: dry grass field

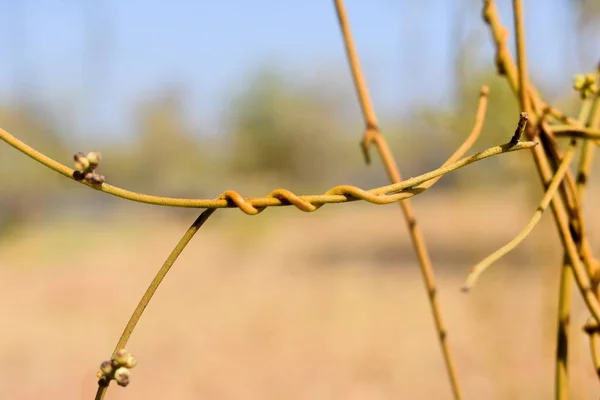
[1,188,599,399]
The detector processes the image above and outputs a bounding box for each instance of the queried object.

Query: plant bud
[112,349,131,366]
[90,173,105,184]
[114,367,131,387]
[100,360,113,377]
[124,356,137,369]
[87,151,101,168]
[74,155,90,173]
[573,75,586,90]
[585,73,597,85]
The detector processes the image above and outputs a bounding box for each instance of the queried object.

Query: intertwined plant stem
[481,1,600,399]
[0,1,598,399]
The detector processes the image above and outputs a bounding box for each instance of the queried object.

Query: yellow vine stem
[362,85,488,201]
[0,127,534,214]
[484,0,600,372]
[554,91,596,400]
[584,317,600,378]
[462,140,577,291]
[555,254,573,400]
[331,1,490,399]
[591,333,600,378]
[552,125,600,140]
[483,0,543,113]
[95,208,216,400]
[582,72,600,387]
[512,0,530,117]
[485,0,600,308]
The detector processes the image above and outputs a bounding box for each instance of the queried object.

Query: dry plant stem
[485,0,600,316]
[424,87,489,180]
[95,208,215,400]
[555,97,595,400]
[547,107,581,126]
[510,112,528,145]
[540,124,595,273]
[483,1,542,112]
[582,81,600,381]
[589,332,600,377]
[586,315,600,377]
[484,1,600,388]
[539,126,581,215]
[552,125,600,140]
[537,130,600,324]
[574,95,598,263]
[0,127,534,214]
[370,87,488,200]
[368,86,489,201]
[512,0,530,116]
[462,140,577,291]
[556,255,573,400]
[332,1,465,398]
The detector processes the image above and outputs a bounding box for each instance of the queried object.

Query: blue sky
[0,0,587,141]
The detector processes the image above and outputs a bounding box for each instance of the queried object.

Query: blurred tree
[226,65,345,187]
[569,0,600,32]
[568,0,600,68]
[132,86,207,195]
[0,104,68,236]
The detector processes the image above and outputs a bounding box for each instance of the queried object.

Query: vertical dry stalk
[512,0,531,115]
[555,87,598,400]
[555,255,572,400]
[332,1,464,398]
[486,0,600,324]
[484,0,600,396]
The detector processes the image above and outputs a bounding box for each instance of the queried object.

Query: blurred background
[0,0,599,398]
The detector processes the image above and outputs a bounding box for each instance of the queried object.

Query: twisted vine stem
[0,127,535,214]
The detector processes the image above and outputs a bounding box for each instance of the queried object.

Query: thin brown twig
[333,0,464,398]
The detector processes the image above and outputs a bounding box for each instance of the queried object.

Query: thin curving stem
[95,208,216,400]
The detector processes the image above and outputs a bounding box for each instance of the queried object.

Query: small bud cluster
[73,151,105,184]
[97,349,138,388]
[573,73,598,99]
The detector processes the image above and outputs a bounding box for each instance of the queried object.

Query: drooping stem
[462,140,577,291]
[95,208,215,400]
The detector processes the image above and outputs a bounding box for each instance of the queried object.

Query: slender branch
[483,0,600,327]
[512,0,530,115]
[554,91,596,400]
[510,111,528,145]
[555,255,573,400]
[332,1,471,398]
[418,86,490,185]
[462,140,577,291]
[552,125,600,141]
[590,333,600,378]
[95,208,216,400]
[358,86,489,202]
[585,317,600,378]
